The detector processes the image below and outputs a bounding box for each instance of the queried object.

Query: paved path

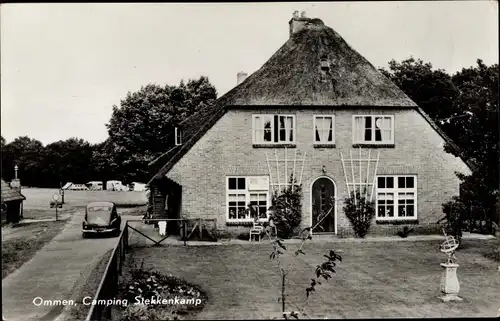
[128,224,495,247]
[2,209,136,321]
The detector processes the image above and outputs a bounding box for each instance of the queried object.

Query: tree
[263,194,342,319]
[443,60,499,228]
[380,57,460,124]
[89,139,120,184]
[106,76,217,182]
[1,136,45,186]
[382,58,499,231]
[39,138,94,187]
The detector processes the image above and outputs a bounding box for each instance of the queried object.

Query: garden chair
[249,220,264,242]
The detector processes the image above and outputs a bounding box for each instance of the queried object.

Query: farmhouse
[1,178,26,224]
[147,14,471,237]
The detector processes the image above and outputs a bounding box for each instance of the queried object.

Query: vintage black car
[82,201,121,238]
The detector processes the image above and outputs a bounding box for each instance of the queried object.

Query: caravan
[86,181,103,191]
[130,182,147,191]
[106,180,128,192]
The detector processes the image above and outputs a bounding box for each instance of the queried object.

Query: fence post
[125,222,129,251]
[214,218,217,241]
[183,220,187,246]
[199,218,202,240]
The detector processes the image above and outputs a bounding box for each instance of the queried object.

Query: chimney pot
[289,12,308,37]
[237,72,248,85]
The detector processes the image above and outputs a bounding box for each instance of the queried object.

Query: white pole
[266,152,274,194]
[299,152,306,186]
[275,149,280,192]
[366,149,371,200]
[359,147,362,198]
[341,152,351,196]
[350,150,357,205]
[285,147,288,185]
[370,151,380,202]
[293,149,297,182]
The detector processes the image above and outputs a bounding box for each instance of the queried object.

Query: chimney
[237,72,248,85]
[289,10,308,38]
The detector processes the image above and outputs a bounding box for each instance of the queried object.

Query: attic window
[320,57,330,71]
[175,127,182,146]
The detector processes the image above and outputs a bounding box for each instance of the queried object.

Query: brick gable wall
[160,107,470,237]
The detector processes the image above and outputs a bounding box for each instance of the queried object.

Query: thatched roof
[1,179,26,203]
[218,20,416,107]
[148,17,471,184]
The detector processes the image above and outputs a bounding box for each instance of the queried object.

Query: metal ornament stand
[265,147,306,195]
[340,147,380,204]
[439,229,462,302]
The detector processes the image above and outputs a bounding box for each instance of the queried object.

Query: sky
[1,1,498,145]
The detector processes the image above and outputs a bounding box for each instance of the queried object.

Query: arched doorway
[310,176,336,234]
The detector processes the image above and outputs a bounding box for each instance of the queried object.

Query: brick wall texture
[159,107,470,237]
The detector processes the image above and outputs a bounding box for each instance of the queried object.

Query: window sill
[376,219,419,225]
[253,144,296,148]
[353,143,395,148]
[314,144,336,148]
[226,220,268,227]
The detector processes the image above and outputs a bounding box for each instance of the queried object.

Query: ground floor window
[226,176,269,222]
[375,175,417,220]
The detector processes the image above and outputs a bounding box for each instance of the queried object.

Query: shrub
[397,226,414,238]
[270,177,302,239]
[442,198,467,242]
[120,304,180,321]
[343,190,375,238]
[237,232,250,241]
[117,266,207,320]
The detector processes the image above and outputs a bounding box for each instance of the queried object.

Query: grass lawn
[1,220,67,279]
[21,207,79,220]
[21,188,148,210]
[121,238,500,319]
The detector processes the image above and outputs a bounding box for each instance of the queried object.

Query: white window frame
[226,176,270,222]
[175,127,182,146]
[375,175,417,220]
[252,114,296,145]
[313,115,335,145]
[352,115,394,145]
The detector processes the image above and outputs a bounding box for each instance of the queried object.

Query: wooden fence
[85,218,217,321]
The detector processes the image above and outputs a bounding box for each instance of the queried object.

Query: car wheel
[82,233,87,238]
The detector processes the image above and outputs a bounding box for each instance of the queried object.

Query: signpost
[52,194,60,221]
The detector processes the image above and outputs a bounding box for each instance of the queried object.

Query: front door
[165,185,182,234]
[312,177,335,233]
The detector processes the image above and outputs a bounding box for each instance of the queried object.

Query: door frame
[309,176,337,235]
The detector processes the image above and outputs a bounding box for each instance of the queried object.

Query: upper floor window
[253,115,296,145]
[175,127,182,146]
[353,115,394,144]
[314,115,335,144]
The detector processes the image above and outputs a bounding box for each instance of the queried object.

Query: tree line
[1,59,498,225]
[1,76,218,187]
[380,58,499,227]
